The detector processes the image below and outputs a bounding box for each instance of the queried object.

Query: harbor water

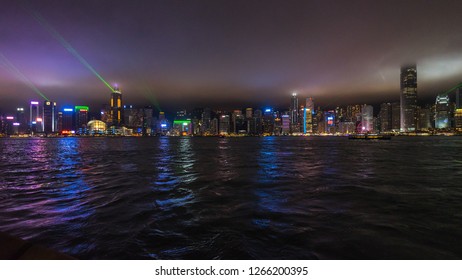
[0,136,461,259]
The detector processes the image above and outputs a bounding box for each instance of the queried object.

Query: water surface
[0,136,461,259]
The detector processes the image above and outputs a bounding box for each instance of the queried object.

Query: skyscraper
[232,110,245,134]
[219,114,230,135]
[16,107,27,134]
[123,105,136,127]
[435,93,450,129]
[391,102,401,131]
[245,108,253,119]
[43,101,57,133]
[158,111,169,135]
[110,87,123,126]
[455,109,462,132]
[400,64,418,132]
[262,108,274,135]
[456,87,462,109]
[253,109,263,135]
[202,108,212,135]
[304,97,314,134]
[379,103,392,132]
[290,92,299,133]
[75,106,89,134]
[281,113,290,135]
[324,110,335,134]
[61,107,74,132]
[143,106,154,136]
[30,101,40,133]
[417,107,432,131]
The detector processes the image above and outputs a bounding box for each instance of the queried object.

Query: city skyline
[2,75,462,137]
[2,0,462,111]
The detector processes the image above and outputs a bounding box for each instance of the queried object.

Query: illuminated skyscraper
[391,102,401,131]
[417,107,432,131]
[290,92,299,133]
[57,112,63,132]
[304,97,314,134]
[262,108,274,135]
[245,108,253,119]
[30,101,39,124]
[274,112,282,135]
[456,87,462,109]
[75,106,89,134]
[201,108,212,135]
[110,86,123,126]
[100,104,110,123]
[143,106,154,136]
[158,112,169,134]
[172,119,192,136]
[172,110,192,136]
[43,101,57,133]
[232,110,245,134]
[16,107,25,124]
[30,101,40,133]
[16,107,27,134]
[435,93,450,129]
[455,109,462,131]
[61,107,74,132]
[253,109,263,135]
[219,114,230,135]
[400,64,418,132]
[324,110,335,134]
[191,108,203,135]
[281,113,290,134]
[379,103,392,132]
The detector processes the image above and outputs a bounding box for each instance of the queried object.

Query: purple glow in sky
[1,0,462,111]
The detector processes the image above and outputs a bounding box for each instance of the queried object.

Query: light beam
[0,51,49,101]
[23,2,114,92]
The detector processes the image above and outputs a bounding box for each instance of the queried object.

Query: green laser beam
[23,3,114,92]
[443,82,462,96]
[127,57,162,111]
[0,52,49,101]
[142,86,162,111]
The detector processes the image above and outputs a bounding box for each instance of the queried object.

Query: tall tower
[110,86,123,126]
[75,106,89,134]
[30,101,40,133]
[290,92,299,133]
[43,101,57,133]
[16,107,27,134]
[304,97,314,134]
[456,87,462,109]
[435,94,450,129]
[379,103,392,132]
[400,64,417,132]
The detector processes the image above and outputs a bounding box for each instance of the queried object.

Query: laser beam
[0,51,49,101]
[142,86,162,112]
[23,3,114,92]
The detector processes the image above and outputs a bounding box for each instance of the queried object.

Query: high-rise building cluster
[1,64,462,137]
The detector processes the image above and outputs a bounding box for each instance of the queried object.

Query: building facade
[435,94,450,129]
[110,87,123,126]
[400,64,418,132]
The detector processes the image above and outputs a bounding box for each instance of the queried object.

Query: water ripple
[1,136,462,259]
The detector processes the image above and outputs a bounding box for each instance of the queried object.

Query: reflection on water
[1,136,462,259]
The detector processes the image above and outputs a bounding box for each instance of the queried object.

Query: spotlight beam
[0,51,49,101]
[23,2,114,92]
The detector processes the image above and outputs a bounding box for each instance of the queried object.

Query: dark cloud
[1,0,462,113]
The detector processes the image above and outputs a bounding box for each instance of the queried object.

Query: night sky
[2,0,462,113]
